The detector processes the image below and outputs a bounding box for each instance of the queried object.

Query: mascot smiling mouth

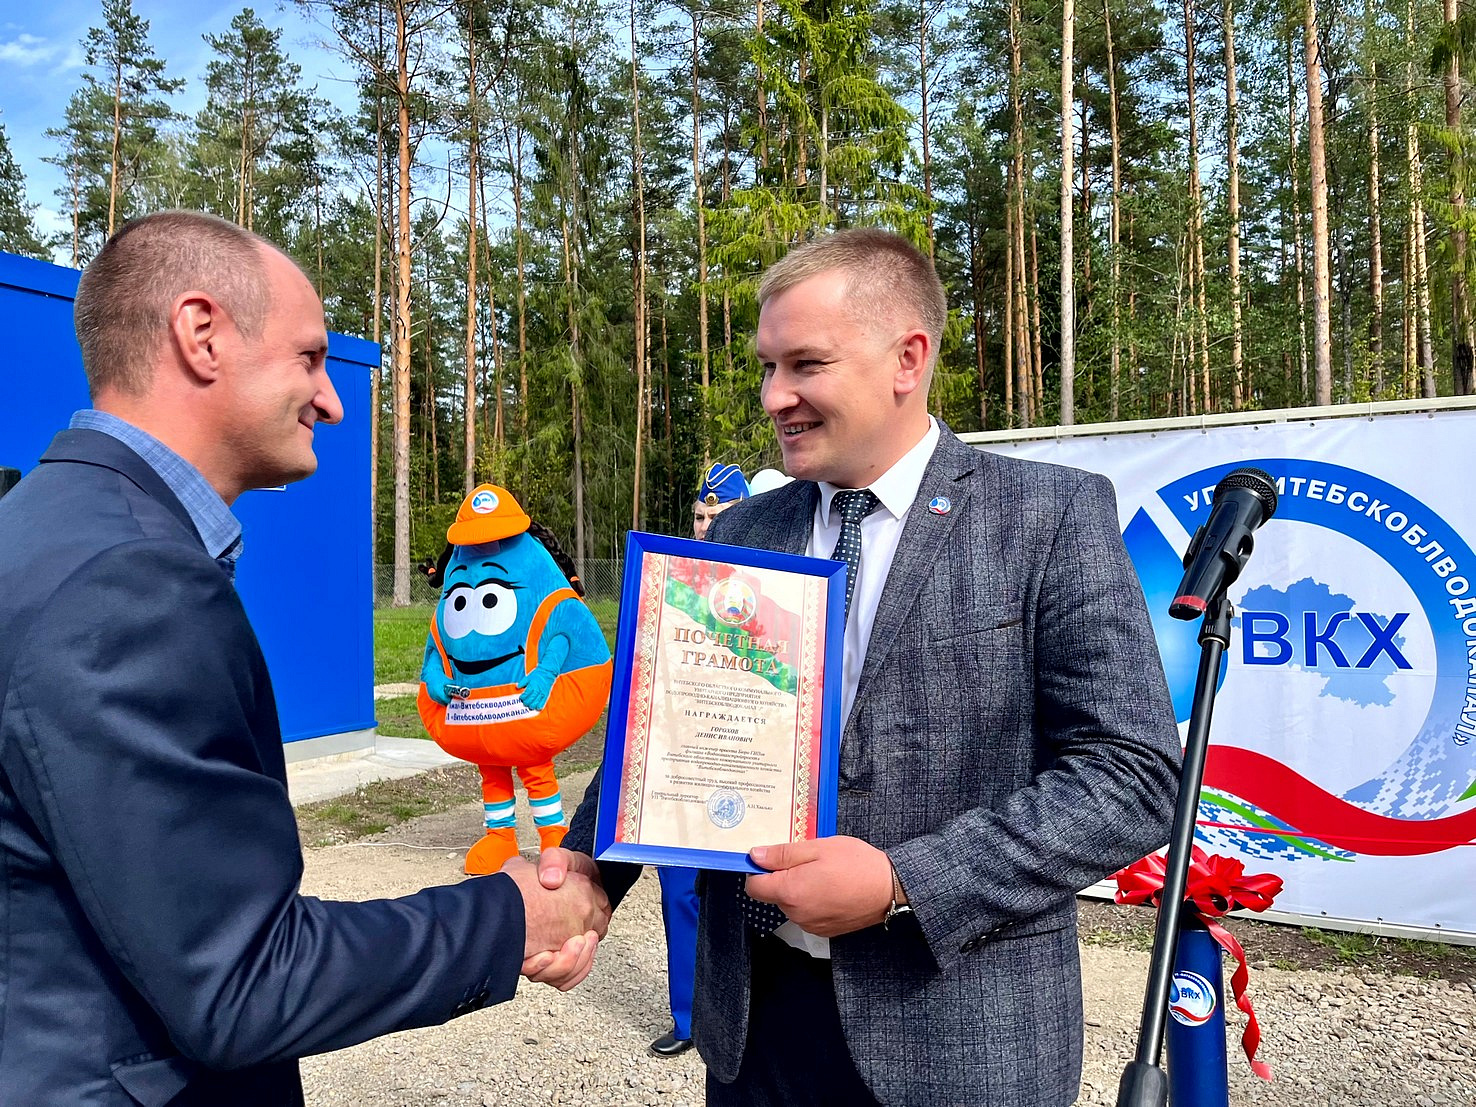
[448,647,525,676]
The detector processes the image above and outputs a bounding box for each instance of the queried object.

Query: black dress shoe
[649,1031,694,1057]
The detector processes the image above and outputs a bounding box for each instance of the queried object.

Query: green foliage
[0,120,49,258]
[44,0,183,263]
[27,0,1476,581]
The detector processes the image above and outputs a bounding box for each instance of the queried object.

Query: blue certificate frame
[593,531,846,873]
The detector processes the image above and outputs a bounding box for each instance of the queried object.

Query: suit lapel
[775,482,818,554]
[40,429,205,551]
[850,428,985,715]
[722,479,815,555]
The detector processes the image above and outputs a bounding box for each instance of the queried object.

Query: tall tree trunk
[463,3,479,496]
[1079,105,1092,320]
[1004,173,1016,425]
[68,155,81,267]
[1368,67,1384,394]
[1225,0,1244,409]
[820,102,830,222]
[1103,0,1123,418]
[370,59,384,568]
[425,278,439,505]
[690,12,711,462]
[1415,197,1436,397]
[506,124,529,440]
[756,0,768,175]
[1304,0,1333,404]
[920,0,936,257]
[1402,223,1413,396]
[1060,0,1076,425]
[1408,0,1436,397]
[630,0,648,530]
[562,212,586,575]
[969,210,988,426]
[1185,0,1210,412]
[1029,220,1043,422]
[108,63,123,236]
[1289,35,1310,403]
[1444,0,1474,393]
[392,1,414,607]
[1009,0,1029,427]
[487,166,504,461]
[721,128,734,375]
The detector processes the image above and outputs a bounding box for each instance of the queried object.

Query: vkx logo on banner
[1122,459,1476,863]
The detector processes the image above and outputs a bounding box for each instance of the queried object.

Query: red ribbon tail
[1202,916,1274,1082]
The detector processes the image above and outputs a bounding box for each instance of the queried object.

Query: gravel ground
[297,791,1476,1106]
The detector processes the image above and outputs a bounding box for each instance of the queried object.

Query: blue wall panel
[0,249,376,745]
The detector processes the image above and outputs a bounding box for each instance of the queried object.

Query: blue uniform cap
[698,462,750,506]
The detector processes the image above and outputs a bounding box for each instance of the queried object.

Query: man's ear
[894,330,932,397]
[170,291,229,383]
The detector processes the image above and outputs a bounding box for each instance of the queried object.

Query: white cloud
[0,33,60,67]
[50,42,84,74]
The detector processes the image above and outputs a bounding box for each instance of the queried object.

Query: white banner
[982,411,1476,938]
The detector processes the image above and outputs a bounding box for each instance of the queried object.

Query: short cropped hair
[74,210,271,397]
[757,228,947,369]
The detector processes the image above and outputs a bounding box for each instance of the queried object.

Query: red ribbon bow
[1112,846,1284,1081]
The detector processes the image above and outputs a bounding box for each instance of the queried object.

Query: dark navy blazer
[0,430,524,1106]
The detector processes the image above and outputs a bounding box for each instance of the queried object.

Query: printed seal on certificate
[592,531,848,873]
[707,788,746,829]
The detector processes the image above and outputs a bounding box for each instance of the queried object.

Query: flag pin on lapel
[927,496,951,515]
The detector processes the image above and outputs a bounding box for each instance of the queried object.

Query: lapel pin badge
[927,496,951,515]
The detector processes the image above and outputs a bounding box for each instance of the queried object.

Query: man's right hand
[501,854,610,960]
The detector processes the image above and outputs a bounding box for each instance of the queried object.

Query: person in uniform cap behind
[691,461,750,541]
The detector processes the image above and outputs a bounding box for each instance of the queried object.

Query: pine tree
[84,0,184,239]
[0,119,49,259]
[192,8,319,239]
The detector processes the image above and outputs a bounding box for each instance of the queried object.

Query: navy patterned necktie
[829,488,881,622]
[738,487,882,934]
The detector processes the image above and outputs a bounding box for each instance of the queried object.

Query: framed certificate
[593,531,846,873]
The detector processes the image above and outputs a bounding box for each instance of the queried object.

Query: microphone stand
[1116,593,1234,1107]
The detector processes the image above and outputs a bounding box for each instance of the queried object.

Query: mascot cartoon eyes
[441,578,520,639]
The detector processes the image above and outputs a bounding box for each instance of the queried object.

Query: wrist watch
[884,862,913,928]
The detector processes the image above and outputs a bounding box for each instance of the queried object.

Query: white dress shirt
[774,416,941,957]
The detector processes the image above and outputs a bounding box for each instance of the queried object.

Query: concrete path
[284,684,458,807]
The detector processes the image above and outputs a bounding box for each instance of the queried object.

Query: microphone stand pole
[1116,593,1233,1107]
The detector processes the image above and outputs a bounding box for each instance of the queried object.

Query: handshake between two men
[502,853,612,991]
[507,831,910,989]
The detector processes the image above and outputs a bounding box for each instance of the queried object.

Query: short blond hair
[757,229,947,368]
[74,210,271,397]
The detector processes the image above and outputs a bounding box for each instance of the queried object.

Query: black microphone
[1169,467,1278,620]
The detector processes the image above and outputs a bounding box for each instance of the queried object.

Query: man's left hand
[745,837,893,937]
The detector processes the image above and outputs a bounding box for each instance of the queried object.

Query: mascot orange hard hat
[446,484,532,546]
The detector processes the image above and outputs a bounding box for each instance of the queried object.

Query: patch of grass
[1300,926,1382,962]
[374,605,435,685]
[1299,926,1476,969]
[374,693,426,740]
[296,763,482,847]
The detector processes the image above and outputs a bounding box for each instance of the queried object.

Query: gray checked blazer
[566,425,1181,1106]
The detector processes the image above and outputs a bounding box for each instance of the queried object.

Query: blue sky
[0,1,356,252]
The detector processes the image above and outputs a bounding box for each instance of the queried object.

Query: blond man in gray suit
[550,229,1181,1106]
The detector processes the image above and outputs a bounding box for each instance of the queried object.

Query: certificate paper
[594,532,845,872]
